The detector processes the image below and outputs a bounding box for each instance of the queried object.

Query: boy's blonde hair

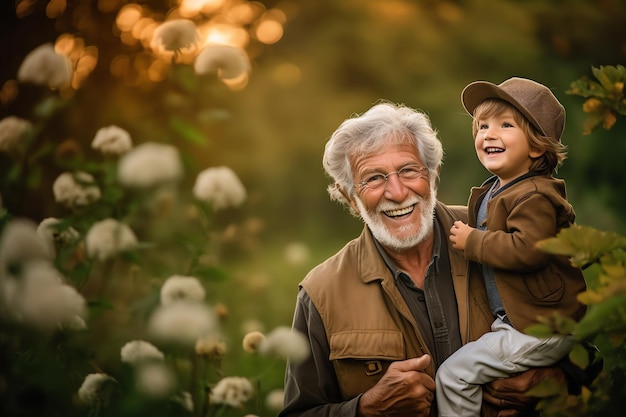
[472,98,568,174]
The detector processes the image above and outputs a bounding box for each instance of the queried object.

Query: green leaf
[170,116,208,145]
[88,297,115,311]
[191,265,229,282]
[537,225,626,267]
[575,292,626,340]
[592,65,615,90]
[569,342,590,370]
[525,376,566,398]
[524,323,555,338]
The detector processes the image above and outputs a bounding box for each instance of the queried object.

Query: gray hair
[323,101,443,208]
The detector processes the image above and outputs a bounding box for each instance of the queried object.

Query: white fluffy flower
[91,125,132,155]
[11,260,87,331]
[284,242,310,266]
[193,166,246,210]
[120,340,165,365]
[63,315,87,331]
[78,373,115,404]
[0,219,50,276]
[259,326,310,364]
[148,301,219,346]
[53,171,101,207]
[265,388,285,411]
[36,217,79,258]
[0,116,32,154]
[17,43,72,89]
[151,19,198,52]
[85,218,137,261]
[242,331,265,354]
[195,335,227,358]
[118,142,183,188]
[173,391,194,412]
[135,362,177,398]
[210,376,254,408]
[160,275,205,305]
[194,44,250,80]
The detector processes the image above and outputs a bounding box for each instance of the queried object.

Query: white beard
[354,189,436,251]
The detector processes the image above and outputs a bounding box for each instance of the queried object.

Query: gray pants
[436,317,574,417]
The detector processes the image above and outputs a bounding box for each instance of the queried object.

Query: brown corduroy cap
[461,77,566,142]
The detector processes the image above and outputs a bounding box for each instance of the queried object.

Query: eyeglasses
[356,165,429,191]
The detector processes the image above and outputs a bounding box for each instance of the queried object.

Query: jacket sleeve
[464,192,557,272]
[279,289,360,417]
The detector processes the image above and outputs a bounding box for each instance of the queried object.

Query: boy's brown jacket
[464,173,587,330]
[301,201,493,400]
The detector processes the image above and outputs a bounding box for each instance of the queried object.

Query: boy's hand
[449,220,474,251]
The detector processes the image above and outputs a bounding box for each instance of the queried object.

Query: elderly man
[279,101,577,417]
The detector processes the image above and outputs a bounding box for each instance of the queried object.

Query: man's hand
[449,220,474,251]
[483,367,567,417]
[358,355,435,417]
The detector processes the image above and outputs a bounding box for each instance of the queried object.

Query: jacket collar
[355,209,441,285]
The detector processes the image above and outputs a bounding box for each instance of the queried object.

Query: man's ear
[336,183,360,214]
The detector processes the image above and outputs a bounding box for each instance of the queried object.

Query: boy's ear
[530,147,545,158]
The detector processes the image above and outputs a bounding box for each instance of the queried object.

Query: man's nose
[383,172,409,198]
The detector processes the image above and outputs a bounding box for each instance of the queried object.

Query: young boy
[435,77,587,416]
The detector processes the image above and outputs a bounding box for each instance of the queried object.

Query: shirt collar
[371,218,442,283]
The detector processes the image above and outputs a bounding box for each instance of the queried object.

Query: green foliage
[526,224,626,416]
[566,65,626,135]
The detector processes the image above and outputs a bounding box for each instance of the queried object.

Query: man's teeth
[385,206,414,217]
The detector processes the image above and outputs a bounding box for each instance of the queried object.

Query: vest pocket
[329,330,405,399]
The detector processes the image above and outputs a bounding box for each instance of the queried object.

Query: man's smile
[383,204,415,218]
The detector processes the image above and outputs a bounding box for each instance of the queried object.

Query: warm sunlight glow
[179,0,225,18]
[272,62,301,87]
[110,54,130,77]
[221,72,249,90]
[15,0,37,18]
[116,4,144,32]
[46,0,67,19]
[255,19,283,45]
[198,23,249,49]
[98,0,122,13]
[0,80,19,107]
[226,2,265,25]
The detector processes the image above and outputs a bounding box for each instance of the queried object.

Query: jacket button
[364,361,383,376]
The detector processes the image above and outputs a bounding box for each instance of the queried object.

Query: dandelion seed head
[160,275,205,305]
[265,388,285,411]
[210,376,254,408]
[0,116,32,154]
[92,125,133,155]
[195,335,227,358]
[36,217,79,258]
[151,19,198,52]
[53,171,101,207]
[242,331,265,354]
[85,218,137,261]
[148,301,219,346]
[78,373,115,405]
[194,44,251,80]
[260,326,310,363]
[192,166,246,210]
[17,43,72,89]
[120,340,165,365]
[135,362,177,398]
[118,142,183,188]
